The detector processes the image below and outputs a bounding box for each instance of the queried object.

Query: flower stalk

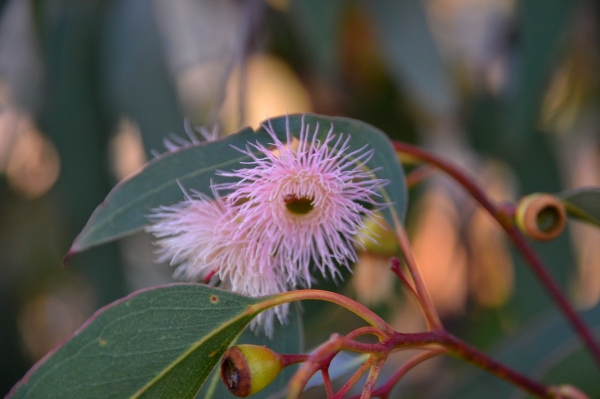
[248,289,395,334]
[391,212,443,330]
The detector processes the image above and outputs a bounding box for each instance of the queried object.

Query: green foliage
[8,285,263,399]
[364,0,456,116]
[559,187,600,228]
[69,114,407,256]
[67,126,281,254]
[4,0,600,397]
[508,0,577,146]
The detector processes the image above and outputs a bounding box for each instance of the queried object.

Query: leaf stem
[393,140,600,368]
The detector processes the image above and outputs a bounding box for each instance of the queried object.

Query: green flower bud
[357,216,398,256]
[515,193,566,241]
[220,344,283,397]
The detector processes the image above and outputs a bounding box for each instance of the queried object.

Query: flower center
[283,194,314,215]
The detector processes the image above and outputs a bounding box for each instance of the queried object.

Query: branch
[393,140,600,368]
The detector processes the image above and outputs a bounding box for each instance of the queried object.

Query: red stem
[280,353,310,368]
[332,357,374,399]
[385,331,551,397]
[322,369,335,398]
[437,331,550,397]
[360,358,385,399]
[356,349,445,399]
[406,164,435,188]
[390,258,419,301]
[289,328,553,398]
[393,140,600,368]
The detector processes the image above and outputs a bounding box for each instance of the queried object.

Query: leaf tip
[62,248,77,268]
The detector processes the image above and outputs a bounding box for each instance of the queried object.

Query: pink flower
[148,116,388,335]
[147,189,288,336]
[217,117,388,289]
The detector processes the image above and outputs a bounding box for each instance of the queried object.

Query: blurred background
[1,0,600,397]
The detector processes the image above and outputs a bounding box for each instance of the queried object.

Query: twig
[392,215,443,330]
[393,140,600,368]
[390,258,420,304]
[367,348,446,399]
[360,358,386,399]
[322,368,335,398]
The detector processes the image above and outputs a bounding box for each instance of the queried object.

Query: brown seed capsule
[220,345,283,397]
[515,193,567,241]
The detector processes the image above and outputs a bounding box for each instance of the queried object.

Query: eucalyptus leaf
[288,0,344,81]
[68,113,406,258]
[8,284,264,399]
[507,0,576,147]
[66,126,286,257]
[558,187,600,228]
[363,0,456,116]
[100,0,186,157]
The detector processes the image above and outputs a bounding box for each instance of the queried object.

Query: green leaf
[288,0,345,81]
[8,284,263,399]
[68,113,406,258]
[261,114,408,225]
[507,0,576,147]
[100,0,186,157]
[363,0,456,116]
[558,187,600,228]
[67,126,286,256]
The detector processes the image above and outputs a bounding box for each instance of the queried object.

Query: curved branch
[393,140,600,368]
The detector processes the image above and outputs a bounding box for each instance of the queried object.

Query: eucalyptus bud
[220,344,283,397]
[357,216,398,255]
[515,193,566,241]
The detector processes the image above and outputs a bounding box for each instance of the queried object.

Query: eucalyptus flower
[148,116,387,335]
